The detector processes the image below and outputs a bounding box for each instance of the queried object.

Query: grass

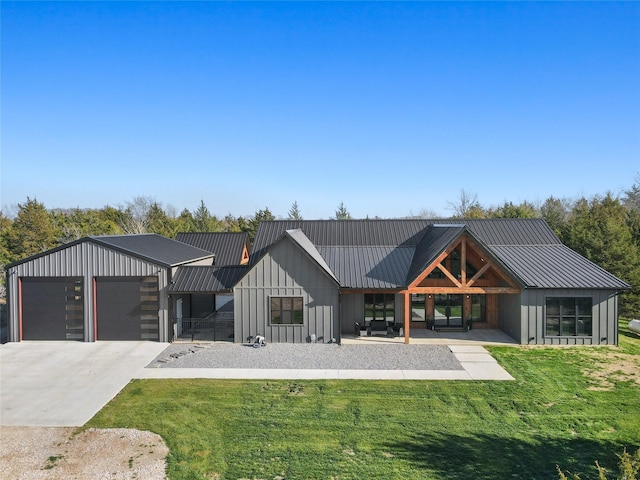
[88,322,640,480]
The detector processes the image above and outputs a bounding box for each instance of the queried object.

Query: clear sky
[2,1,639,219]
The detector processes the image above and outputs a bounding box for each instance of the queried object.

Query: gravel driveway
[147,342,464,370]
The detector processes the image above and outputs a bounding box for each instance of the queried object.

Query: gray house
[5,219,630,345]
[231,219,629,345]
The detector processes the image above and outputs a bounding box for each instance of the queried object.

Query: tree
[192,200,221,232]
[488,201,538,219]
[118,196,155,234]
[147,202,175,237]
[174,208,195,233]
[53,207,122,244]
[246,207,275,242]
[540,196,572,237]
[335,202,352,220]
[447,189,484,218]
[5,197,56,260]
[288,201,303,220]
[562,194,640,317]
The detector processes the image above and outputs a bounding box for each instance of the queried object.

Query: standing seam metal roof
[175,232,249,266]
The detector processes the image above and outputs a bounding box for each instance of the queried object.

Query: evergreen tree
[335,202,352,220]
[288,201,303,220]
[192,200,221,232]
[563,194,640,317]
[540,196,572,237]
[489,201,538,219]
[247,207,275,242]
[147,202,174,237]
[6,197,56,260]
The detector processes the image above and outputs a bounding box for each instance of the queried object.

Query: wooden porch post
[404,292,410,344]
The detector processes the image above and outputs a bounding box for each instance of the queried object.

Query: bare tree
[446,189,482,218]
[118,196,155,234]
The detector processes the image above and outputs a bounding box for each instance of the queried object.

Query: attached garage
[21,277,84,341]
[6,234,214,342]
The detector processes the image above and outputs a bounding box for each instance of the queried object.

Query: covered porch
[341,327,518,346]
[400,232,521,343]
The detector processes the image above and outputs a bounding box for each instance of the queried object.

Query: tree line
[1,179,639,317]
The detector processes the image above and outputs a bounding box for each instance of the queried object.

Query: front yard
[88,323,640,479]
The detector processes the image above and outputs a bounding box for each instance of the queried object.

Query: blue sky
[2,1,639,219]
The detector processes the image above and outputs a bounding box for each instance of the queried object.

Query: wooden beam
[408,249,450,287]
[404,292,410,344]
[466,263,491,287]
[406,286,520,294]
[436,263,462,288]
[461,239,467,286]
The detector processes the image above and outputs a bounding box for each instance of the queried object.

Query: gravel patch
[147,343,464,370]
[0,427,168,480]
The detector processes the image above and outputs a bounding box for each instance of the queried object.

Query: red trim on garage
[93,277,98,341]
[18,277,23,341]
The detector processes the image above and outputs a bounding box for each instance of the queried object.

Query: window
[545,297,592,336]
[364,293,395,324]
[411,293,426,322]
[270,297,303,325]
[470,295,486,322]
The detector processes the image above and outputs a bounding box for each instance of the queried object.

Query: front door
[433,294,463,328]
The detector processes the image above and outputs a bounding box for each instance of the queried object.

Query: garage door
[21,277,84,340]
[96,276,159,341]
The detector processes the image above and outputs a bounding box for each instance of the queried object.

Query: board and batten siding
[6,241,171,342]
[234,237,339,343]
[519,288,619,345]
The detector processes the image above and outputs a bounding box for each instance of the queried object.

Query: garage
[6,234,216,342]
[21,277,84,341]
[96,276,159,341]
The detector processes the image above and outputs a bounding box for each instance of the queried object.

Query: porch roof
[169,265,247,294]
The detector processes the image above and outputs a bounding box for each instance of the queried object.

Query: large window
[411,293,426,322]
[364,293,395,325]
[270,297,303,325]
[470,295,486,323]
[545,297,592,336]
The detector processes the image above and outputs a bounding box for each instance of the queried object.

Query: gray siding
[234,237,339,343]
[520,288,619,345]
[7,242,171,342]
[498,294,522,342]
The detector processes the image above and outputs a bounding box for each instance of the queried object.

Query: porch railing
[174,314,234,342]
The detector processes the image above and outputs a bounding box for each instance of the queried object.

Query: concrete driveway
[0,341,167,427]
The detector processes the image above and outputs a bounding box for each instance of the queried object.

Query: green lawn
[88,323,640,480]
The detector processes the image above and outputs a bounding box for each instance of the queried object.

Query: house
[5,219,630,345]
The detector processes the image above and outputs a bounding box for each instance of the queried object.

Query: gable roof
[7,234,215,269]
[90,234,214,267]
[176,232,249,266]
[250,219,629,290]
[284,229,339,284]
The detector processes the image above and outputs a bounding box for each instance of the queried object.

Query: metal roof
[176,232,249,266]
[490,245,631,289]
[317,246,413,289]
[406,225,466,285]
[91,234,214,267]
[432,218,560,246]
[169,266,248,293]
[249,219,627,291]
[284,230,339,284]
